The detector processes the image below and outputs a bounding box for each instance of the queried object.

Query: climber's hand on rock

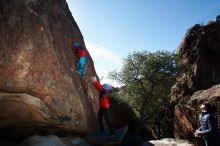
[91,76,97,81]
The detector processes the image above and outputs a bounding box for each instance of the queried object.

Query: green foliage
[108,50,176,126]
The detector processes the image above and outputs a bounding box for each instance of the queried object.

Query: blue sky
[66,0,220,86]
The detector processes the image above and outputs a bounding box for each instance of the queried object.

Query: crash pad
[86,126,128,146]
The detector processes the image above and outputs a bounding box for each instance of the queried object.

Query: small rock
[146,138,194,146]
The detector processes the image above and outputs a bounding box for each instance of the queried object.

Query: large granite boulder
[0,0,99,138]
[110,100,138,130]
[171,15,220,145]
[171,18,220,103]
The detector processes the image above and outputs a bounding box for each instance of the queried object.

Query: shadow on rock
[18,135,90,146]
[120,133,145,146]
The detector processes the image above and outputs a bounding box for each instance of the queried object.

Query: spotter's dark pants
[98,108,115,135]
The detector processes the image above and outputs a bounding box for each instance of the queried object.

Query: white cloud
[86,42,121,64]
[85,41,122,87]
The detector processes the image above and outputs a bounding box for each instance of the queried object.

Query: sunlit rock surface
[0,0,99,138]
[142,138,194,146]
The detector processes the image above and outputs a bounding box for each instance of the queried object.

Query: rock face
[110,100,138,130]
[0,0,99,138]
[171,15,220,145]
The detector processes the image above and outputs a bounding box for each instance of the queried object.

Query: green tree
[108,51,176,128]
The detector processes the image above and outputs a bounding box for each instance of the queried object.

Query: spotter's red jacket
[92,80,109,108]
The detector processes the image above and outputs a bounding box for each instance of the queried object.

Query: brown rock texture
[171,15,220,145]
[110,102,138,130]
[171,21,220,103]
[0,0,99,138]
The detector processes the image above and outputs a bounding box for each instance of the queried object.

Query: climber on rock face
[91,76,115,138]
[71,41,86,77]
